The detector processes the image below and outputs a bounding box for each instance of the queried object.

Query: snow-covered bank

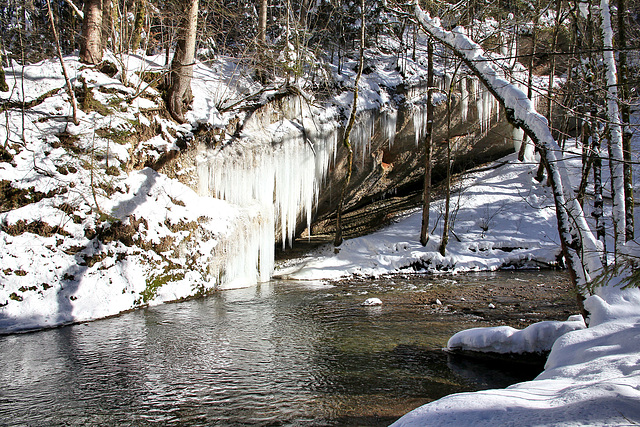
[0,54,276,333]
[392,274,640,426]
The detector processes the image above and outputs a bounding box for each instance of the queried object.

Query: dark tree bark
[0,49,8,92]
[80,0,103,64]
[167,0,199,123]
[131,0,146,52]
[617,0,634,241]
[591,128,606,257]
[439,63,458,256]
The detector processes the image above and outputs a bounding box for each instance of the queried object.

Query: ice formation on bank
[197,96,341,283]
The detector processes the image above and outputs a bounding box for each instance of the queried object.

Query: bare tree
[167,0,200,123]
[334,0,365,246]
[46,0,78,125]
[599,0,626,258]
[0,48,7,92]
[617,0,634,241]
[258,0,268,47]
[131,0,146,52]
[420,39,434,246]
[439,62,460,256]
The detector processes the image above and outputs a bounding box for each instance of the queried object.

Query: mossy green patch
[141,269,185,304]
[95,127,136,145]
[77,78,112,116]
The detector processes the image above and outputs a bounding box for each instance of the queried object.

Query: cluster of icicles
[197,71,539,288]
[196,95,402,288]
[411,68,541,161]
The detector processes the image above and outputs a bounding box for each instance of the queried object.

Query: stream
[0,271,574,426]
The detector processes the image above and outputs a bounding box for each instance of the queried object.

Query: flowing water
[0,271,572,426]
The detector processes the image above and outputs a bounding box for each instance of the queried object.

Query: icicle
[472,78,484,132]
[351,110,375,167]
[460,77,468,123]
[444,73,451,93]
[381,108,398,147]
[413,104,428,146]
[512,126,524,154]
[197,105,340,286]
[482,88,492,131]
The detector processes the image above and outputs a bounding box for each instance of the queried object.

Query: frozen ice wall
[351,110,376,166]
[197,96,340,285]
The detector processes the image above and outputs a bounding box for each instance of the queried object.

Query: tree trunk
[420,40,434,246]
[258,0,268,47]
[546,0,562,133]
[334,0,365,247]
[80,0,103,64]
[599,0,626,257]
[439,92,452,256]
[167,0,199,123]
[591,127,606,257]
[101,0,111,52]
[439,62,458,256]
[617,0,634,241]
[47,0,78,125]
[577,114,596,207]
[518,5,538,162]
[131,0,146,52]
[0,49,8,92]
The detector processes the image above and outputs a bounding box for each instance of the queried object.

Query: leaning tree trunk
[80,0,103,64]
[167,0,199,123]
[411,4,603,308]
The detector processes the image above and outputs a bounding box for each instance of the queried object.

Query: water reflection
[0,273,563,426]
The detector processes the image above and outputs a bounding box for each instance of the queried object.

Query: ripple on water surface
[0,271,574,426]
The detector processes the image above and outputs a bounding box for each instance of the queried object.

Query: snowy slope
[0,54,267,333]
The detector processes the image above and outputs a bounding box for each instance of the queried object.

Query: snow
[275,154,563,280]
[2,17,639,427]
[0,54,283,332]
[393,299,640,427]
[447,315,587,354]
